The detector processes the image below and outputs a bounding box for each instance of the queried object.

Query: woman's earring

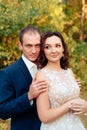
[62,53,64,57]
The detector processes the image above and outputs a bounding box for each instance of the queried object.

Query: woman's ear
[62,53,64,57]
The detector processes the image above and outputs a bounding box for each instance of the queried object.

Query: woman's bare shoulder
[36,68,46,81]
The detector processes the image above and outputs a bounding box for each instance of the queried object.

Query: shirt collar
[22,54,37,71]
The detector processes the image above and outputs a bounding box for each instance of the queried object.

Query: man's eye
[26,45,32,48]
[36,44,41,48]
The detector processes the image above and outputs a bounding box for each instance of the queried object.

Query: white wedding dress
[40,68,85,130]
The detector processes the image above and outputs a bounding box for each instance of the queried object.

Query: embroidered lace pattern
[40,68,85,130]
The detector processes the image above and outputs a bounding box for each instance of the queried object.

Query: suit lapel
[18,58,32,86]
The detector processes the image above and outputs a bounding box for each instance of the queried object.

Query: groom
[0,26,48,130]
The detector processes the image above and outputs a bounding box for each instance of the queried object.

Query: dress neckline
[42,68,67,74]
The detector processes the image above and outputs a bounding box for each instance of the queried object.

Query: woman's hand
[68,98,87,115]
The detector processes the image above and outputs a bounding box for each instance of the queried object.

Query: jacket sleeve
[0,70,35,120]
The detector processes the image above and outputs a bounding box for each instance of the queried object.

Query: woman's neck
[45,62,63,71]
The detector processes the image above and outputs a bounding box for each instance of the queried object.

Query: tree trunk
[80,0,85,41]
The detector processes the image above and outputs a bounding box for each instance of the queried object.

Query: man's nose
[32,46,36,53]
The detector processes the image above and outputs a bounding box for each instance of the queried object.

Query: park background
[0,0,87,129]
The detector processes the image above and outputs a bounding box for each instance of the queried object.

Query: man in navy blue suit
[0,26,48,130]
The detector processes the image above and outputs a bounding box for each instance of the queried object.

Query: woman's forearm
[37,100,71,123]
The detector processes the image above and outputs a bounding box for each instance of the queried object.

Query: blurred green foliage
[0,1,87,129]
[0,0,87,86]
[0,0,87,82]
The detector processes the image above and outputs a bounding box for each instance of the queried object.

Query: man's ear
[18,41,22,50]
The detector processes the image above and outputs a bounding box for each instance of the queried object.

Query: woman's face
[44,35,64,63]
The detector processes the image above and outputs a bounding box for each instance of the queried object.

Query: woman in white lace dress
[36,31,87,130]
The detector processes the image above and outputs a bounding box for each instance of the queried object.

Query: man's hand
[76,79,81,88]
[28,77,48,100]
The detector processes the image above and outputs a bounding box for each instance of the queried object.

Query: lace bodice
[40,68,85,130]
[42,68,80,107]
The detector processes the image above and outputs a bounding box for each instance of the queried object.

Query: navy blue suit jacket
[0,58,41,130]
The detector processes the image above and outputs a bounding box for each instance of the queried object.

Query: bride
[35,31,86,130]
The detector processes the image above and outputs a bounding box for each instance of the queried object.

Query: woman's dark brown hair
[38,31,69,69]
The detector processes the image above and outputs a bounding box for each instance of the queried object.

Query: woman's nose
[51,47,56,52]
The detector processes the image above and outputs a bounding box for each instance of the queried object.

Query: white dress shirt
[22,54,38,77]
[22,55,38,105]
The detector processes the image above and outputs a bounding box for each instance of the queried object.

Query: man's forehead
[23,32,41,45]
[24,32,40,38]
[26,31,40,35]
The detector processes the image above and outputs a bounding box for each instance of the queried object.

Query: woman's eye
[56,44,61,47]
[44,46,49,49]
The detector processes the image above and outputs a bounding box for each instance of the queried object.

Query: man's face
[19,32,41,62]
